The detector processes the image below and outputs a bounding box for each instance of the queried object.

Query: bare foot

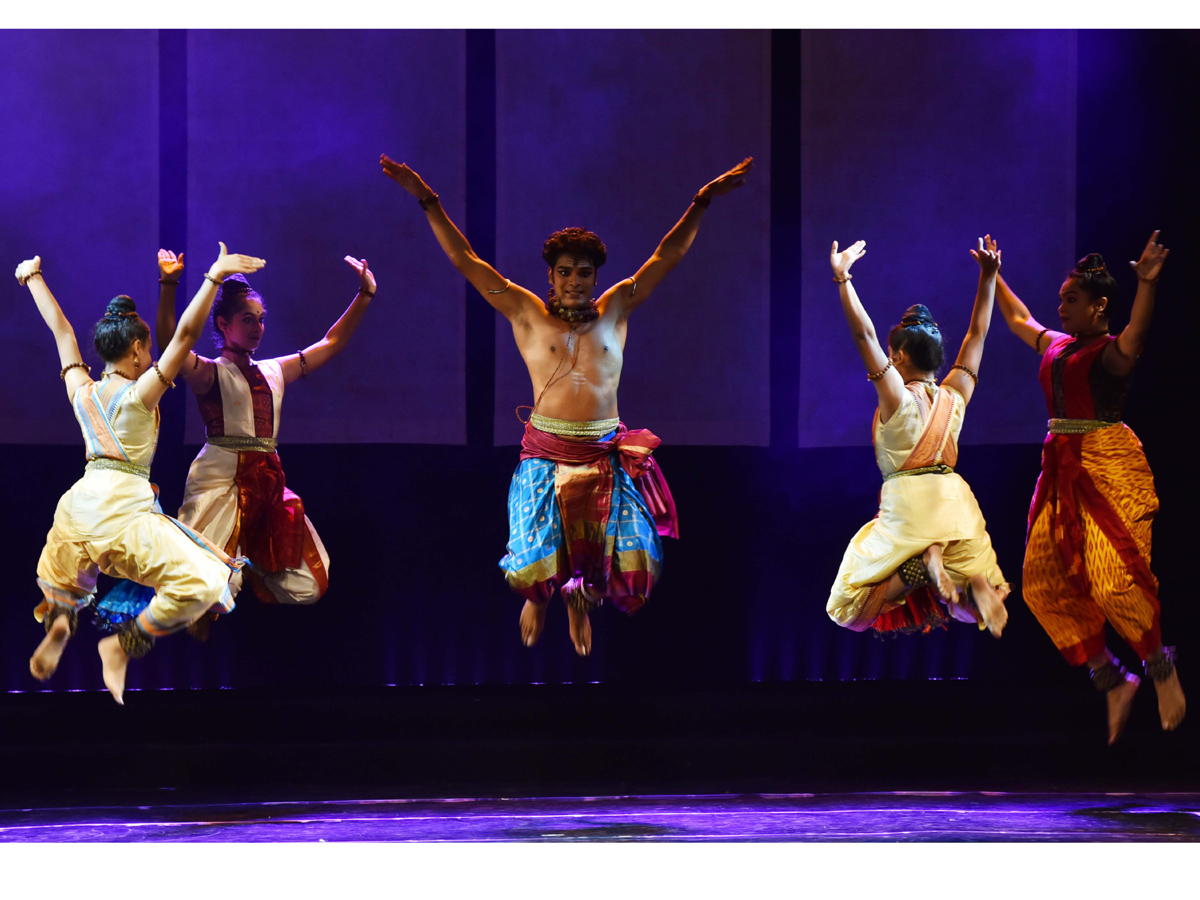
[968,575,1007,638]
[29,614,72,682]
[1154,668,1186,732]
[566,603,592,657]
[1106,673,1140,745]
[97,635,129,706]
[922,544,955,601]
[519,600,546,648]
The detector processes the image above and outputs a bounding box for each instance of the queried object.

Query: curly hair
[887,303,945,375]
[93,296,151,362]
[1067,253,1119,316]
[542,227,608,269]
[211,273,264,347]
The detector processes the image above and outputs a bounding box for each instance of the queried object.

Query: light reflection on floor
[2,792,1199,842]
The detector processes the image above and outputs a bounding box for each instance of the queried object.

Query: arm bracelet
[950,363,978,385]
[152,361,175,388]
[1035,327,1049,352]
[867,359,894,382]
[297,349,308,378]
[487,279,512,295]
[60,361,90,380]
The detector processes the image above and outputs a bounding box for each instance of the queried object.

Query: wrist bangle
[833,273,852,284]
[159,277,180,285]
[692,193,711,209]
[1137,277,1159,284]
[204,272,223,286]
[26,269,44,283]
[418,192,440,211]
[359,288,375,298]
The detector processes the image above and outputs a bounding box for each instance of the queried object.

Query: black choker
[548,296,599,324]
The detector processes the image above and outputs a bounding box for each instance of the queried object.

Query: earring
[134,357,141,371]
[547,286,556,301]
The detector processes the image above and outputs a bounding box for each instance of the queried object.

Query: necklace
[548,295,599,324]
[516,324,581,423]
[104,368,135,381]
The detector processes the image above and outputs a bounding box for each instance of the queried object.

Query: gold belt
[883,464,955,482]
[207,435,278,452]
[1047,418,1118,435]
[86,458,150,479]
[530,414,620,439]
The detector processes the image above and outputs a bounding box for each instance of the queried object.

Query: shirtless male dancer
[381,153,753,655]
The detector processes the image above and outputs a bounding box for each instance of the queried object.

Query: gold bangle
[867,359,893,382]
[60,361,89,380]
[833,273,852,284]
[204,272,223,286]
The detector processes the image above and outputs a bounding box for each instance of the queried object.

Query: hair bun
[104,295,139,320]
[221,273,251,292]
[1077,253,1106,274]
[900,303,939,331]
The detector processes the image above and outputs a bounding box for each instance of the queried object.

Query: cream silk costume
[36,376,243,640]
[827,382,1009,630]
[179,356,329,604]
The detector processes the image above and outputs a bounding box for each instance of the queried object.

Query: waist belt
[1047,418,1118,435]
[207,435,279,452]
[883,463,955,482]
[530,414,621,439]
[86,458,150,480]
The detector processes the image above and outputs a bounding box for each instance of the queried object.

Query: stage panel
[185,30,468,444]
[0,30,159,444]
[799,30,1077,447]
[493,30,772,446]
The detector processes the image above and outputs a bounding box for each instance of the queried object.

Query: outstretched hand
[158,249,184,280]
[211,242,266,281]
[969,234,1001,274]
[701,157,754,198]
[1130,230,1169,282]
[380,154,432,199]
[14,256,42,286]
[830,240,866,280]
[345,256,377,295]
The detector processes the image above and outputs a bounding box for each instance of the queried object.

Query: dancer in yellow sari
[17,243,264,704]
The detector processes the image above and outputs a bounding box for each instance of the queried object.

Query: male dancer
[381,153,752,655]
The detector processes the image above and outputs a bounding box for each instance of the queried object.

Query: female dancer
[826,237,1009,637]
[149,250,376,612]
[18,243,265,703]
[993,232,1184,743]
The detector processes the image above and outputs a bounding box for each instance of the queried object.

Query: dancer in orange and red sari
[381,153,752,655]
[93,251,378,634]
[994,233,1185,743]
[825,237,1009,638]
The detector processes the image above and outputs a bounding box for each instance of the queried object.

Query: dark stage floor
[3,792,1199,842]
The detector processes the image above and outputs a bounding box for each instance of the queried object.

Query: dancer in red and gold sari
[995,233,1184,743]
[826,237,1009,638]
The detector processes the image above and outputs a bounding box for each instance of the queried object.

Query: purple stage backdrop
[185,30,467,444]
[1,31,160,445]
[493,30,772,446]
[799,30,1077,447]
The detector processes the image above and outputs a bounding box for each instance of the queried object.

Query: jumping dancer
[825,237,1009,637]
[147,250,376,616]
[993,232,1184,743]
[18,243,264,703]
[381,153,752,655]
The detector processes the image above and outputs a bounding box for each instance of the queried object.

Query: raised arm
[942,236,1001,405]
[154,248,185,351]
[1103,230,1168,377]
[138,242,265,408]
[995,266,1061,353]
[610,157,754,317]
[276,256,377,385]
[380,154,543,323]
[831,240,906,422]
[15,257,91,401]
